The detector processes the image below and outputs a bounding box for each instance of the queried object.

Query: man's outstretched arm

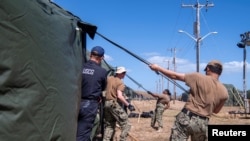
[149,64,185,81]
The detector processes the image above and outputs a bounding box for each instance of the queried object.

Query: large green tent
[0,0,97,141]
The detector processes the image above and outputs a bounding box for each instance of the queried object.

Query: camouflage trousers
[151,103,165,128]
[169,109,209,141]
[103,100,131,141]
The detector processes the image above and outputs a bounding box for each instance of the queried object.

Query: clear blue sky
[53,0,250,95]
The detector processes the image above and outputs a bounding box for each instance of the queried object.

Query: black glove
[128,104,135,111]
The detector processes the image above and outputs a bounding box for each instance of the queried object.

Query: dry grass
[113,100,250,141]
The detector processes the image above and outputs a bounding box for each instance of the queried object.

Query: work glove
[128,104,135,112]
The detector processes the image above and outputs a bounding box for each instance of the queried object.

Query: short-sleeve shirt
[81,60,107,100]
[105,75,125,101]
[184,73,228,117]
[157,94,170,105]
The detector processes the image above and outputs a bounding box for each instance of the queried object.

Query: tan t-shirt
[184,73,228,117]
[157,94,170,105]
[105,76,125,101]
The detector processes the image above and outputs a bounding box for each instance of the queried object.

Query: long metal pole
[196,39,200,72]
[173,48,177,104]
[162,75,164,92]
[243,47,249,113]
[195,2,201,72]
[167,60,170,90]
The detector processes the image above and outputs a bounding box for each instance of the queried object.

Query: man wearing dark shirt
[76,46,107,141]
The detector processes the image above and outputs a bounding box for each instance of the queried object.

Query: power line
[180,0,215,72]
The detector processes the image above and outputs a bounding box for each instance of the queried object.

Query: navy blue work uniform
[76,60,107,141]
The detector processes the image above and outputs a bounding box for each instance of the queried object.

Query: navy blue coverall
[76,60,107,141]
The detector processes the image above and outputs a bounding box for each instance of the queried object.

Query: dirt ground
[112,100,250,141]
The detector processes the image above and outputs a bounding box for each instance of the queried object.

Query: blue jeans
[76,100,99,141]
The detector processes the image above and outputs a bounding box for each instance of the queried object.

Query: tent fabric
[0,0,96,141]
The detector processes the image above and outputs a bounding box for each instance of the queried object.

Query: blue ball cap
[91,46,104,57]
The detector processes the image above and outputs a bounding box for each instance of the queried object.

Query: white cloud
[147,55,196,72]
[145,53,250,74]
[223,61,250,73]
[104,54,113,61]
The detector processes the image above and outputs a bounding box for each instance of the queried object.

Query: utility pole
[237,31,250,114]
[159,78,161,94]
[155,81,158,94]
[181,0,214,72]
[169,47,179,104]
[167,60,170,90]
[161,73,164,92]
[163,59,170,90]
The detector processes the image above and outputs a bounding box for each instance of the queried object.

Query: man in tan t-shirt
[103,66,135,141]
[150,89,171,132]
[149,60,228,141]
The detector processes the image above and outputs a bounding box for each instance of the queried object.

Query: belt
[181,108,209,121]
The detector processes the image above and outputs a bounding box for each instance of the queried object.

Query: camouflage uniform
[169,109,209,141]
[103,72,132,141]
[103,100,131,141]
[151,103,165,128]
[149,60,229,141]
[169,70,228,141]
[151,89,171,129]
